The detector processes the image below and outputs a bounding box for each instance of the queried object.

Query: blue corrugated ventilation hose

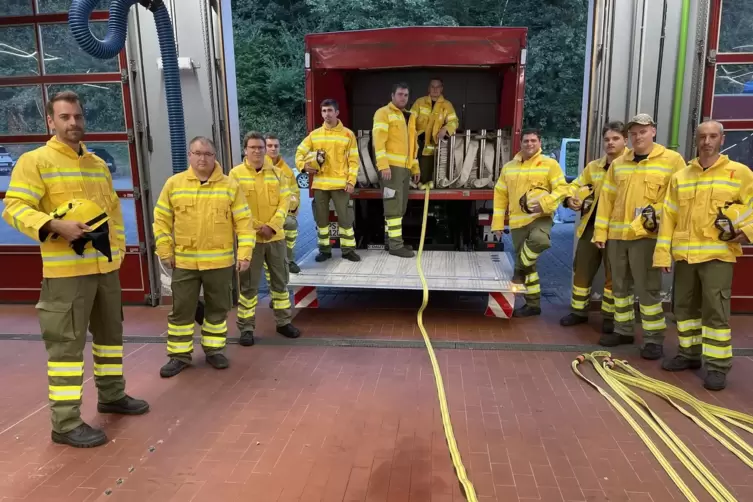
[69,0,187,174]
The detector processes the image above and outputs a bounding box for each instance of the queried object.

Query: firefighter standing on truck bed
[373,82,420,258]
[154,136,255,378]
[265,134,301,274]
[232,132,301,347]
[1,91,149,448]
[295,99,361,263]
[592,113,687,359]
[653,120,753,391]
[492,128,567,318]
[411,77,459,189]
[550,121,628,334]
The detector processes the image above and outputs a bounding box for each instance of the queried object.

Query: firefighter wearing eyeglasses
[492,128,567,317]
[653,120,753,391]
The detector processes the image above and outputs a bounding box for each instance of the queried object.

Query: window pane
[86,141,133,189]
[0,26,39,77]
[119,197,140,245]
[41,22,119,75]
[0,86,47,135]
[0,0,32,16]
[719,0,753,54]
[37,0,109,13]
[722,131,753,169]
[0,143,44,246]
[47,83,125,132]
[712,64,753,121]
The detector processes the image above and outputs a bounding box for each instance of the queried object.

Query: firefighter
[492,129,567,317]
[265,134,301,274]
[154,136,255,378]
[653,120,753,390]
[373,83,420,258]
[411,77,459,188]
[554,121,628,333]
[593,113,687,358]
[232,131,301,347]
[295,99,361,263]
[1,91,149,448]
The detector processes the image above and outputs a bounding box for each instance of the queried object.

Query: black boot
[511,269,526,285]
[389,247,415,258]
[513,305,541,318]
[598,333,634,347]
[277,324,301,338]
[289,261,301,274]
[206,354,229,370]
[51,423,107,448]
[315,252,332,263]
[560,313,588,327]
[640,343,664,360]
[704,370,727,391]
[342,251,362,262]
[661,356,701,371]
[239,331,255,347]
[160,359,189,378]
[97,395,150,415]
[601,318,615,334]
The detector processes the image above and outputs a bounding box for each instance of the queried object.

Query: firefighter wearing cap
[295,99,361,263]
[411,78,459,188]
[1,91,148,449]
[653,120,753,391]
[232,132,301,348]
[492,129,567,317]
[545,122,628,333]
[154,136,256,378]
[593,113,687,359]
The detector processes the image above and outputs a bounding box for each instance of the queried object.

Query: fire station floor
[2,301,753,502]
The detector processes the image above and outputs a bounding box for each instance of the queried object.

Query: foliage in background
[231,0,589,152]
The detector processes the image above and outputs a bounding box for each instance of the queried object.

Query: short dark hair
[264,133,280,142]
[602,121,627,138]
[392,82,410,94]
[243,131,265,149]
[521,128,541,140]
[189,136,216,151]
[320,99,339,111]
[429,77,444,85]
[46,90,83,117]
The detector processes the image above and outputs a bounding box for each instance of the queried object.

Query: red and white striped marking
[484,292,514,319]
[293,286,319,308]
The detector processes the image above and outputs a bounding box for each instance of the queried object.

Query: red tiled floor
[0,340,752,500]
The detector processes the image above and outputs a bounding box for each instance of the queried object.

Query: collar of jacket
[598,147,627,169]
[388,102,412,115]
[625,143,666,161]
[46,136,89,159]
[186,161,224,182]
[689,154,730,172]
[265,154,286,168]
[244,157,275,173]
[323,120,344,132]
[426,95,446,105]
[513,148,543,163]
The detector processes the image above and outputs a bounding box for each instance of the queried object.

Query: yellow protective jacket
[541,149,627,239]
[294,120,359,191]
[153,162,254,270]
[1,137,125,278]
[653,155,753,268]
[491,150,567,231]
[593,144,687,243]
[372,102,419,174]
[410,95,458,157]
[267,155,299,214]
[229,158,291,244]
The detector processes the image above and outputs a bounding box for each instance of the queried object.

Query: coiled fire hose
[574,351,753,501]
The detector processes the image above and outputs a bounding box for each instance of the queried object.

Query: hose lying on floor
[574,351,753,501]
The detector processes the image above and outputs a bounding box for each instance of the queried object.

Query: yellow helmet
[50,199,113,261]
[519,187,550,214]
[715,203,753,241]
[573,184,595,215]
[629,204,658,238]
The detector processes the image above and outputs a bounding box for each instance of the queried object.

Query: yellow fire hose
[416,186,478,501]
[574,351,753,501]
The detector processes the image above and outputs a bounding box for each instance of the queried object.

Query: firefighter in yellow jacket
[232,132,301,347]
[593,114,687,359]
[653,120,753,391]
[154,136,255,378]
[1,91,148,448]
[552,121,628,333]
[411,78,459,188]
[492,129,567,317]
[295,99,361,263]
[265,134,301,273]
[373,83,420,258]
